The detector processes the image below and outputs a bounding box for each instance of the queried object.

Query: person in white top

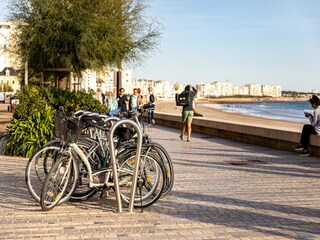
[294,95,320,156]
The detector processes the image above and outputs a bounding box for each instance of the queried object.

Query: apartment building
[76,68,133,95]
[0,67,19,92]
[0,22,20,92]
[233,85,250,96]
[196,81,282,98]
[261,85,282,97]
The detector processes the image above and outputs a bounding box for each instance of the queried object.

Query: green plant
[4,86,109,156]
[43,87,109,115]
[4,104,54,157]
[13,86,47,119]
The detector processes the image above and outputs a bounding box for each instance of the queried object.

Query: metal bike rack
[108,119,142,213]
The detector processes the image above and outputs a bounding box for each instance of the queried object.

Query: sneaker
[299,150,310,157]
[294,145,304,151]
[152,119,155,125]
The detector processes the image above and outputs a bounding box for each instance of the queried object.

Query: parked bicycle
[25,106,174,211]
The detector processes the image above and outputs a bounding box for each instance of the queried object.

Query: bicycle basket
[54,112,81,144]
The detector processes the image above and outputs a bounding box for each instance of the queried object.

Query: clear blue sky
[1,0,320,92]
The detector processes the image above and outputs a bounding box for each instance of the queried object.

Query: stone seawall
[154,112,320,157]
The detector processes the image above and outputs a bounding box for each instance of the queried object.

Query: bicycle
[39,108,166,211]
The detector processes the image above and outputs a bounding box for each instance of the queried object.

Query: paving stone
[0,124,319,239]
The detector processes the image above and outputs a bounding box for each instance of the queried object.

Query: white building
[0,67,20,92]
[0,22,20,92]
[246,84,262,96]
[154,80,174,100]
[233,85,249,96]
[196,83,211,98]
[77,68,133,96]
[261,85,282,97]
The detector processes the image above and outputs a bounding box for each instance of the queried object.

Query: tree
[9,0,161,79]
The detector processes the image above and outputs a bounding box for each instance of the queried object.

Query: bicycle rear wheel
[152,143,174,196]
[118,152,165,208]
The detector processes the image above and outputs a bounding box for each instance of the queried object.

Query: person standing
[106,91,118,115]
[180,84,197,142]
[294,95,320,156]
[117,88,128,114]
[146,87,156,125]
[137,88,144,109]
[130,88,139,112]
[95,88,103,104]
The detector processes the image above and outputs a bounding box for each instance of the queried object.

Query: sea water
[200,101,313,123]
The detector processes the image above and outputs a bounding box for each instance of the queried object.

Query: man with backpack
[178,84,198,142]
[146,87,156,126]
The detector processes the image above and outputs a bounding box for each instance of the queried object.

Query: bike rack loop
[108,119,142,213]
[103,116,120,126]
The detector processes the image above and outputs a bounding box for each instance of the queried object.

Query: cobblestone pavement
[0,124,320,240]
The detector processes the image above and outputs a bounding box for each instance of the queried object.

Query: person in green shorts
[180,84,197,142]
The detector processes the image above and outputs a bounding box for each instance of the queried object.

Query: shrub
[4,104,54,157]
[5,86,109,157]
[43,87,108,115]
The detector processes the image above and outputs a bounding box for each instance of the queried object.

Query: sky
[1,0,320,92]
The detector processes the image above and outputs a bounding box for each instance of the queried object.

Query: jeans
[300,124,317,150]
[147,103,155,124]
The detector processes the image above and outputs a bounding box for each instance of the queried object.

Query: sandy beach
[155,98,305,131]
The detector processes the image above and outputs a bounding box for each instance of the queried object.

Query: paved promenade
[0,123,320,239]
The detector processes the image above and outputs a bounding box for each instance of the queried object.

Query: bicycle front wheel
[25,143,61,203]
[40,154,78,211]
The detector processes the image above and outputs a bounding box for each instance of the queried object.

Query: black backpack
[149,93,155,103]
[175,91,191,106]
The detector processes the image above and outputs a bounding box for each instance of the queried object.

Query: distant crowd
[95,86,156,126]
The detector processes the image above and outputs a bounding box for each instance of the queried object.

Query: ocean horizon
[200,101,313,123]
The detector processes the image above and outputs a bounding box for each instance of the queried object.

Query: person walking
[294,95,320,156]
[180,84,197,142]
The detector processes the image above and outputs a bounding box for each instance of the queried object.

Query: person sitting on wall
[294,95,320,157]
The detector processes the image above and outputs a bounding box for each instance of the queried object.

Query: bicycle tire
[25,138,104,203]
[118,152,165,208]
[40,153,78,211]
[116,142,174,197]
[25,143,62,203]
[152,143,174,196]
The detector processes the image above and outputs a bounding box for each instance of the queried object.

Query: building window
[12,81,14,84]
[5,69,10,77]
